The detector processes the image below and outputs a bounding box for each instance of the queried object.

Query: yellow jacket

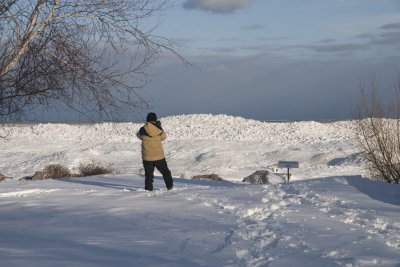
[136,121,167,161]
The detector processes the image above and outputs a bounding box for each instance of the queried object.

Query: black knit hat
[146,112,157,122]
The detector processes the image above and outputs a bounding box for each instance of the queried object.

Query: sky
[137,0,400,121]
[27,0,400,122]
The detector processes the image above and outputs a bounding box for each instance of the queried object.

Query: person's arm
[155,120,166,141]
[136,127,146,140]
[155,120,163,130]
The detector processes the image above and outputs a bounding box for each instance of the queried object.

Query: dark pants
[143,158,173,191]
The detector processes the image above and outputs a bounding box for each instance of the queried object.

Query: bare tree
[354,74,400,184]
[0,0,181,122]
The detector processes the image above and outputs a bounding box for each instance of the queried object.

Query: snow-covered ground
[1,114,399,266]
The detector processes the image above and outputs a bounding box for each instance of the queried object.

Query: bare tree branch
[354,73,400,184]
[0,0,181,123]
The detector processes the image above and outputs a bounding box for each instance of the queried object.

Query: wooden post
[278,161,299,182]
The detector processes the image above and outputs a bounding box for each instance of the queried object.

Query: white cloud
[183,0,253,14]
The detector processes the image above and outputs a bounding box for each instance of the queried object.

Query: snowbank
[1,114,399,266]
[0,114,362,180]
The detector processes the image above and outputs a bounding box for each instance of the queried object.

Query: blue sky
[157,0,400,57]
[134,0,400,121]
[30,0,400,122]
[164,1,389,52]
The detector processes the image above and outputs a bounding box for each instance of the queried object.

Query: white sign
[278,161,299,169]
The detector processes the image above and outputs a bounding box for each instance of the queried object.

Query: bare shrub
[43,164,71,179]
[19,164,71,180]
[0,172,8,182]
[77,161,113,177]
[192,174,222,181]
[354,74,400,184]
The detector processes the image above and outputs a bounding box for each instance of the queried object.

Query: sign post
[278,161,299,182]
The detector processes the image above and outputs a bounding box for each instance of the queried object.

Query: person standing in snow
[136,112,173,191]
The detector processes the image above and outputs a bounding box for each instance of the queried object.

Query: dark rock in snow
[19,171,47,181]
[243,170,271,185]
[192,174,223,182]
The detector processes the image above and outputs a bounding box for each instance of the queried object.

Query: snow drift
[0,114,399,266]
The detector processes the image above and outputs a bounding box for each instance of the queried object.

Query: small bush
[77,161,113,177]
[19,164,71,180]
[0,172,7,182]
[354,74,400,184]
[43,164,71,179]
[192,173,222,181]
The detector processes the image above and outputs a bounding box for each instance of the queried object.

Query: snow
[0,114,399,266]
